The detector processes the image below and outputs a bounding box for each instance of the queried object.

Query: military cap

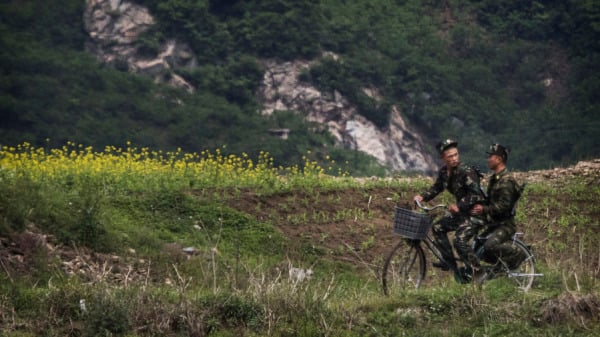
[487,143,509,162]
[436,138,458,155]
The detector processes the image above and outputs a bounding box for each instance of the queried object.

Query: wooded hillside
[1,0,599,173]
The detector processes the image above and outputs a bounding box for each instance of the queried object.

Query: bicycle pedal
[454,268,471,284]
[472,269,488,285]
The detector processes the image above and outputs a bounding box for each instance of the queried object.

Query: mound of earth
[512,158,600,185]
[1,159,599,285]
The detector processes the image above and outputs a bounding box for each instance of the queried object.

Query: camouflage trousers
[479,223,526,269]
[432,214,484,269]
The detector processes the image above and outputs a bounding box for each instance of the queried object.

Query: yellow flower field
[0,142,349,192]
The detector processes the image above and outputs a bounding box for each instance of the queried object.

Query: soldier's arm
[457,169,485,212]
[420,172,444,202]
[483,179,516,218]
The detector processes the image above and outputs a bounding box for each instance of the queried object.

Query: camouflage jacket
[482,168,521,225]
[420,162,485,214]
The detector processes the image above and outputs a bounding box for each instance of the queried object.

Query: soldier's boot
[432,261,450,271]
[506,248,528,270]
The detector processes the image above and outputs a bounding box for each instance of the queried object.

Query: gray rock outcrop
[84,0,196,92]
[259,59,436,173]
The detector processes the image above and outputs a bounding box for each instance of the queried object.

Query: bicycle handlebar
[415,199,446,212]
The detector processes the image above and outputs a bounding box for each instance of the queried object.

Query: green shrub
[0,174,41,235]
[84,290,131,336]
[39,178,115,252]
[198,292,262,333]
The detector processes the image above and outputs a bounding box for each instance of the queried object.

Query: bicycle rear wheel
[382,239,426,295]
[495,239,536,292]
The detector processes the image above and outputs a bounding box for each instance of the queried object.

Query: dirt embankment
[512,158,600,185]
[1,159,599,285]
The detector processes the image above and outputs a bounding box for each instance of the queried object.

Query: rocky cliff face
[84,0,197,92]
[83,0,437,173]
[258,59,437,173]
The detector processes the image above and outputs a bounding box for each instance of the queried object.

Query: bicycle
[381,200,541,295]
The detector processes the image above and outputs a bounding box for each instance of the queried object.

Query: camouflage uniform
[420,163,485,269]
[479,168,526,268]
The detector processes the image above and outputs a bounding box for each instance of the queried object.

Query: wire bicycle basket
[393,207,432,240]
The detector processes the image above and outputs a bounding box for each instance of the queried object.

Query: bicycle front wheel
[382,239,426,295]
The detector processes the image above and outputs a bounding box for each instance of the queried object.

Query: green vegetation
[0,0,599,174]
[0,144,599,336]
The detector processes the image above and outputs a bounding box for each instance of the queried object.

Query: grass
[0,143,599,336]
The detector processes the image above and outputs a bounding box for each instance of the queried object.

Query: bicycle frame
[420,232,460,274]
[407,201,465,276]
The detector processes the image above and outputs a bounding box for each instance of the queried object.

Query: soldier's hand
[471,204,483,215]
[448,204,459,213]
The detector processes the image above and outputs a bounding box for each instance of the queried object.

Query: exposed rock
[258,59,437,173]
[83,0,196,93]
